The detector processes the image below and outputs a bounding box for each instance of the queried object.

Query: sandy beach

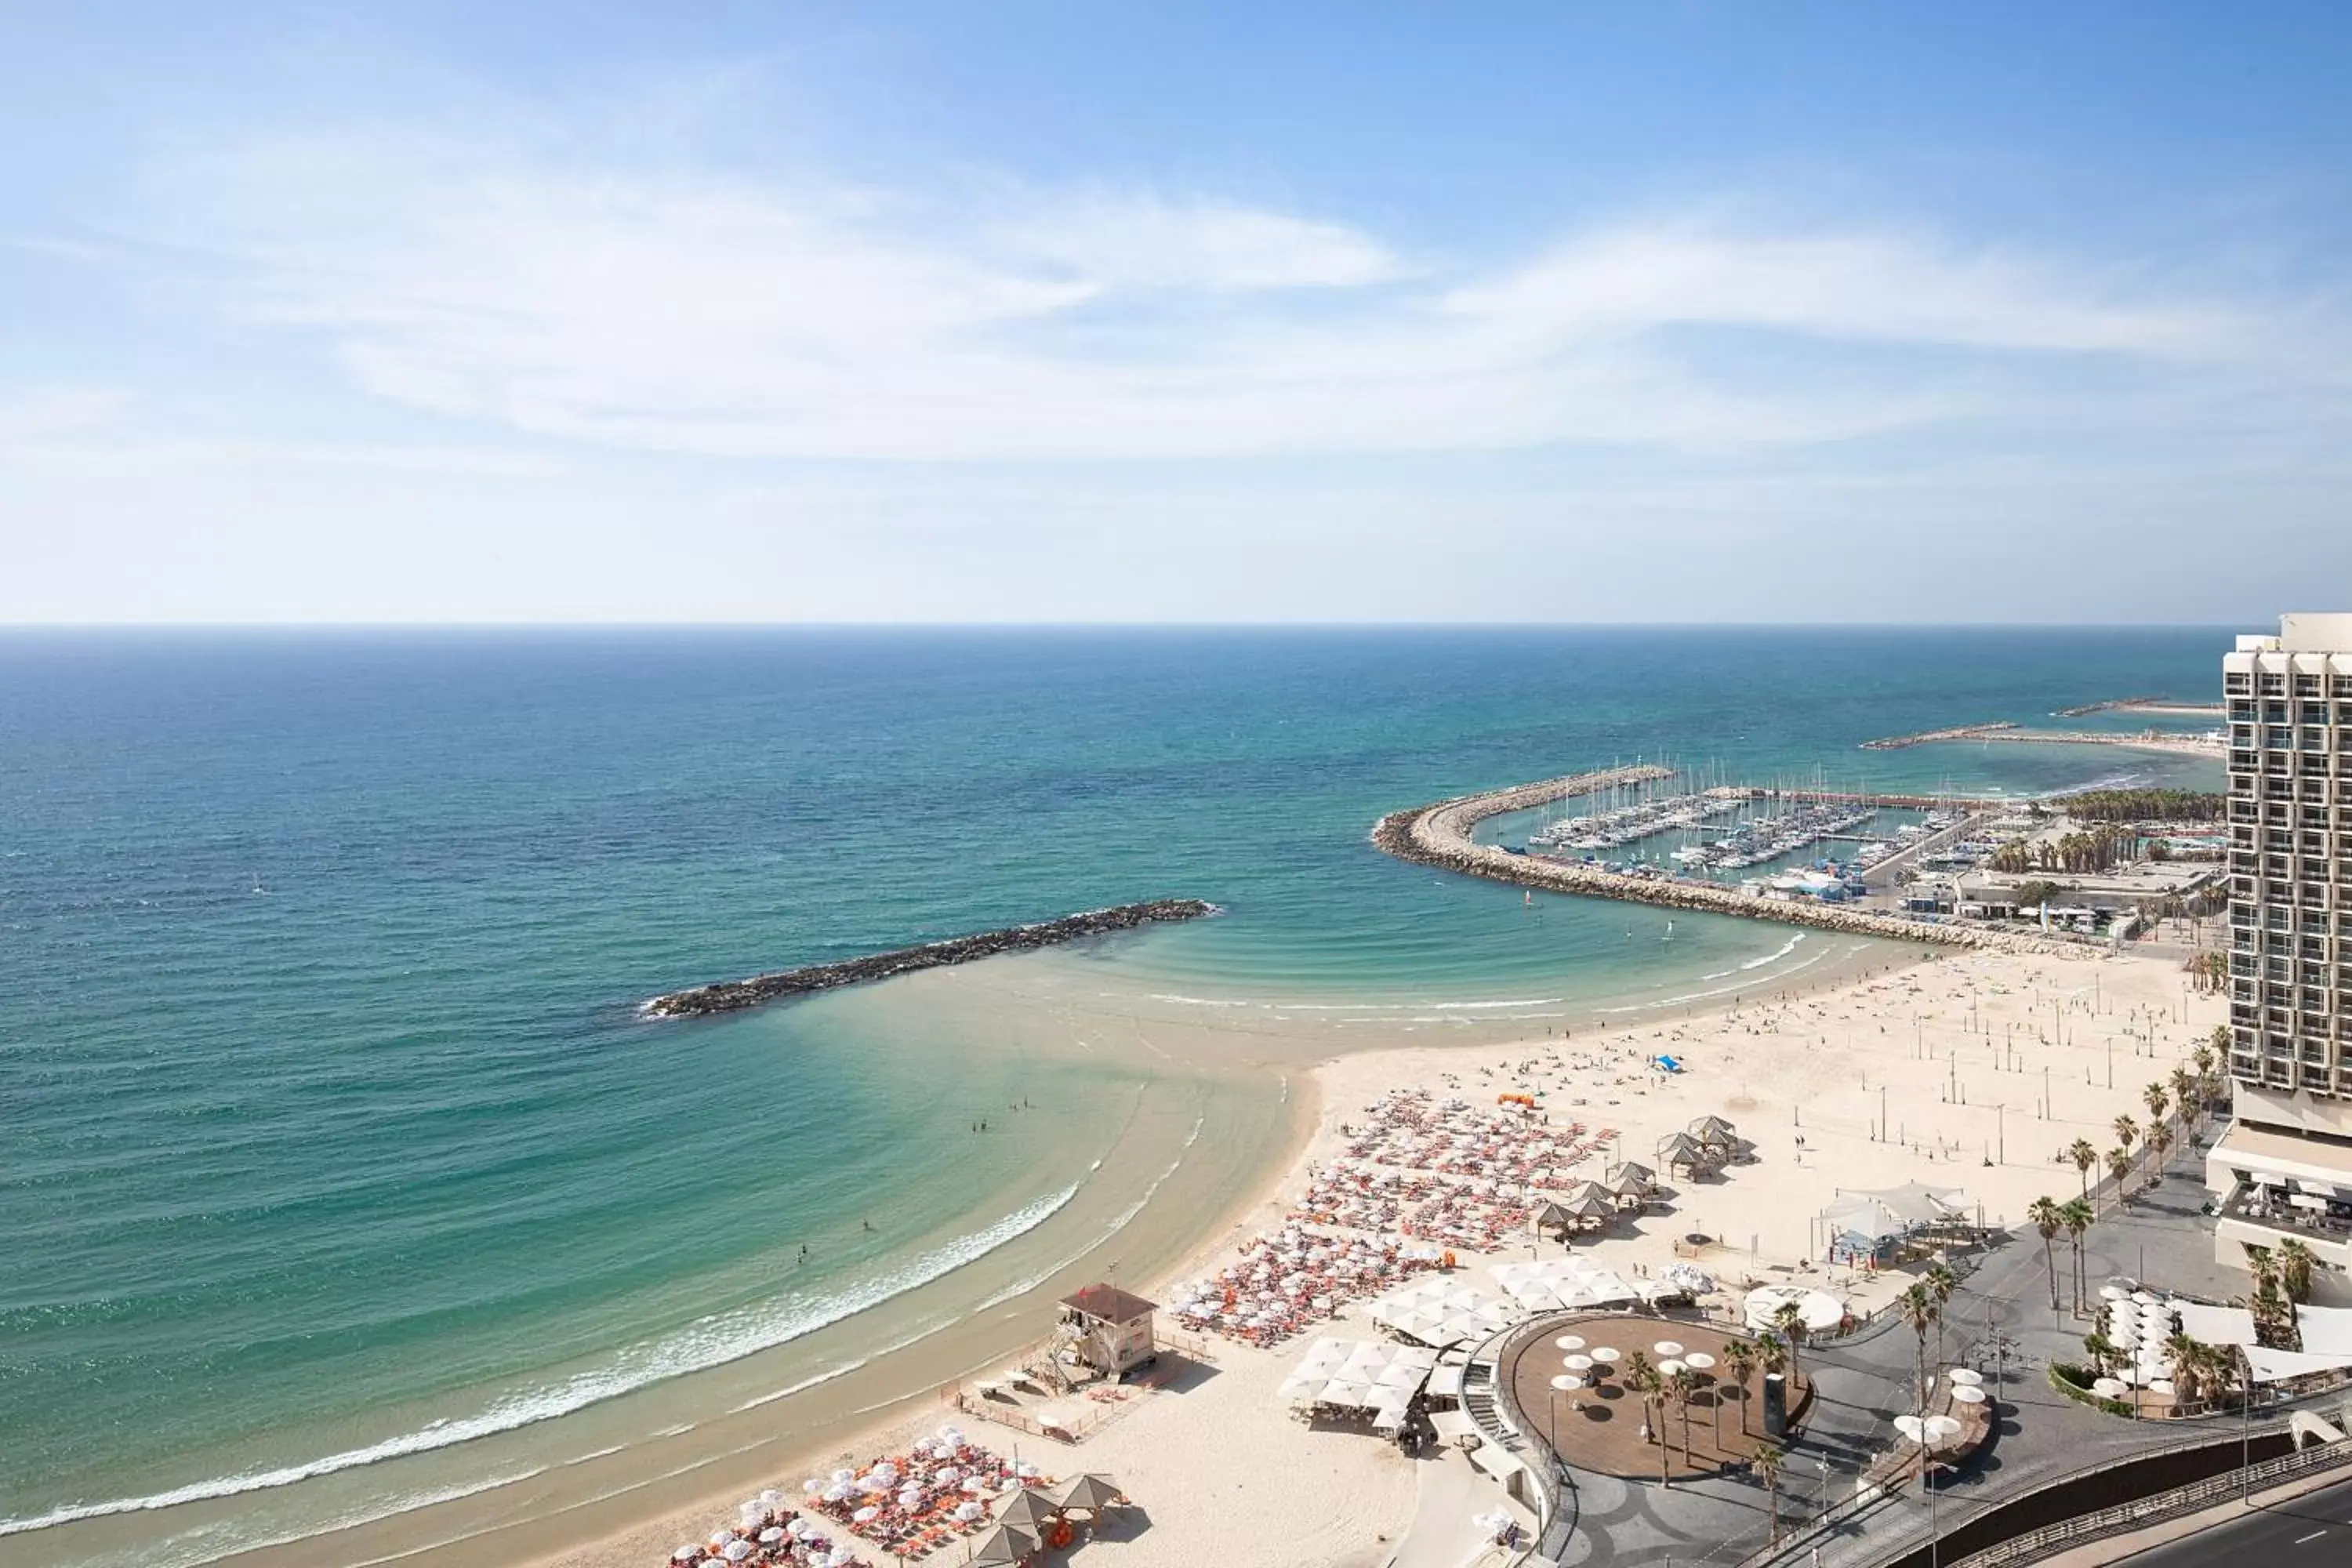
[532,942,2223,1568]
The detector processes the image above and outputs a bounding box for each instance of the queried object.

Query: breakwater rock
[644,899,1216,1018]
[1373,771,2075,958]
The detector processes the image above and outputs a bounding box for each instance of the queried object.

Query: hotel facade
[2207,613,2352,1301]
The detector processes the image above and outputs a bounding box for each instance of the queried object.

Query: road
[2124,1474,2352,1566]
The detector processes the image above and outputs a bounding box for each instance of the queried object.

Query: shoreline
[515,934,1913,1568]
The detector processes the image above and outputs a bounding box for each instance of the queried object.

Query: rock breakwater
[644,899,1217,1017]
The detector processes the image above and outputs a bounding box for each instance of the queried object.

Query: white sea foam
[0,1183,1082,1541]
[131,1467,554,1568]
[1593,946,1831,1014]
[1146,993,1563,1012]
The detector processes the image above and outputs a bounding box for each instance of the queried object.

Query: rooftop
[1061,1283,1158,1323]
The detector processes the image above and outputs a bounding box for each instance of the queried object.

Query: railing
[1949,1438,2352,1567]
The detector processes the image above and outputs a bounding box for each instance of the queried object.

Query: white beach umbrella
[759,1490,782,1510]
[1951,1385,1987,1405]
[1555,1334,1587,1351]
[1685,1352,1715,1371]
[1924,1415,1962,1444]
[1947,1368,1983,1387]
[1660,1359,1688,1377]
[1590,1346,1621,1364]
[722,1542,754,1563]
[851,1505,880,1525]
[672,1548,699,1564]
[759,1527,785,1545]
[1564,1354,1594,1372]
[1653,1341,1685,1357]
[1552,1374,1585,1392]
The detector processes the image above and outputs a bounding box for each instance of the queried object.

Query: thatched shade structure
[993,1488,1061,1535]
[1050,1473,1125,1514]
[967,1521,1040,1566]
[1531,1200,1573,1239]
[1690,1114,1738,1150]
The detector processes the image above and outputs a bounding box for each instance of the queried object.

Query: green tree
[2070,1139,2100,1213]
[1722,1338,1759,1436]
[1756,1440,1786,1544]
[2028,1196,2065,1312]
[2278,1239,2318,1306]
[1897,1283,1940,1408]
[2060,1197,2094,1313]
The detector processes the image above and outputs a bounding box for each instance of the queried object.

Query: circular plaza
[1500,1312,1813,1482]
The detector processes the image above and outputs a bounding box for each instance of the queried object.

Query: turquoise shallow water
[0,627,2224,1559]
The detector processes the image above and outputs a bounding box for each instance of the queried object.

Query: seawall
[643,900,1217,1017]
[1371,771,2071,956]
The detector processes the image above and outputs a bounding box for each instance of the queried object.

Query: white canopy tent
[1279,1337,1440,1412]
[1490,1257,1639,1312]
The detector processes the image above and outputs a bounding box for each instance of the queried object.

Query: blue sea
[0,627,2224,1566]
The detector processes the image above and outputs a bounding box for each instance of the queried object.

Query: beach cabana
[1566,1191,1617,1230]
[1655,1131,1709,1177]
[1057,1283,1159,1377]
[1606,1163,1656,1210]
[993,1487,1062,1535]
[1051,1473,1125,1516]
[967,1520,1040,1566]
[1690,1115,1739,1154]
[1530,1200,1573,1240]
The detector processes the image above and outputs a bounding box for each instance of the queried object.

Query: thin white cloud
[141,132,2310,463]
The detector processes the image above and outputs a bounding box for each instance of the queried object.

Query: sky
[2,2,2348,624]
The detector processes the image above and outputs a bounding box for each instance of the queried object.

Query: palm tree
[1771,1298,1807,1389]
[1925,1260,1959,1367]
[1723,1338,1758,1435]
[2028,1196,2065,1312]
[2082,1330,2118,1379]
[2151,1124,2173,1174]
[1668,1363,1698,1464]
[2112,1114,2138,1166]
[2164,1333,2212,1407]
[2169,1065,2198,1128]
[2143,1083,2169,1134]
[2106,1146,2132,1202]
[1625,1352,1668,1483]
[2278,1239,2318,1306]
[2060,1198,2093,1314]
[1755,1440,1785,1543]
[2070,1138,2100,1213]
[1896,1283,1940,1406]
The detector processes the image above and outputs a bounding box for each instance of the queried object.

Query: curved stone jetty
[1373,772,2072,956]
[644,899,1216,1017]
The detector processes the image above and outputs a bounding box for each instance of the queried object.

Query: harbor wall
[642,899,1217,1017]
[1372,773,2074,957]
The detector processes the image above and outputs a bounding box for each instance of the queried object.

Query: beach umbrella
[759,1527,785,1545]
[1947,1368,1984,1388]
[1551,1374,1585,1392]
[1660,1359,1688,1377]
[1564,1354,1593,1372]
[1590,1345,1621,1364]
[722,1542,754,1563]
[1653,1341,1685,1357]
[803,1479,822,1494]
[1893,1414,1927,1443]
[1951,1385,1987,1405]
[1685,1352,1715,1372]
[672,1548,699,1563]
[851,1506,880,1525]
[1924,1415,1963,1444]
[1554,1334,1587,1352]
[759,1490,782,1510]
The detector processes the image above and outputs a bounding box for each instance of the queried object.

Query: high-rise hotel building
[2208,613,2352,1298]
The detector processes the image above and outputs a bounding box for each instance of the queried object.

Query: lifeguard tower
[1056,1283,1159,1378]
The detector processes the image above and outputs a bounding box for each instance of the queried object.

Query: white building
[2206,614,2352,1301]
